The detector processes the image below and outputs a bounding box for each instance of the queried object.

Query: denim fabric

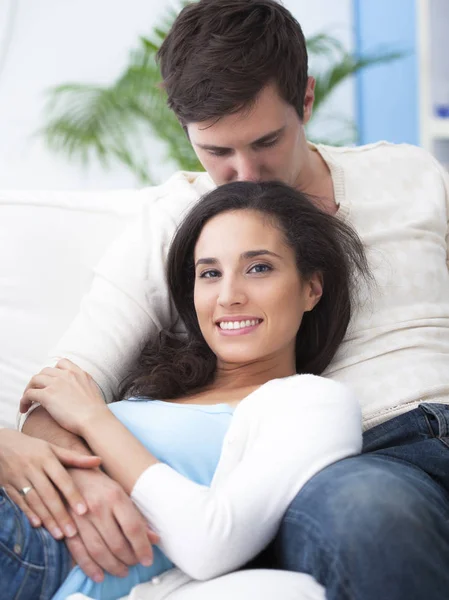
[0,487,71,600]
[274,403,449,600]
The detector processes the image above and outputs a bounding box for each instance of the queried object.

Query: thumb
[51,445,102,468]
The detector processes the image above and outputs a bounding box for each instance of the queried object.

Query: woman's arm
[126,376,361,579]
[81,408,160,493]
[21,360,160,494]
[86,376,361,580]
[27,365,362,581]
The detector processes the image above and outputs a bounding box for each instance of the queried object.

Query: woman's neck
[213,354,296,392]
[174,352,296,406]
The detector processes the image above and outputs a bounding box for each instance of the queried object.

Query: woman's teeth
[219,319,261,330]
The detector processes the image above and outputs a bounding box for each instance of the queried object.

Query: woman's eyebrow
[241,249,283,260]
[195,257,218,267]
[195,249,283,268]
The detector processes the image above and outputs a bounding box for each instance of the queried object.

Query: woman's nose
[217,278,247,307]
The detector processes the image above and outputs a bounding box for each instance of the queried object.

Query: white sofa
[0,187,325,599]
[0,188,146,428]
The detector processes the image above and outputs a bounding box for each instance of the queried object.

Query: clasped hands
[2,359,159,582]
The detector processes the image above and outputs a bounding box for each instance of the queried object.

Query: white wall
[0,0,354,189]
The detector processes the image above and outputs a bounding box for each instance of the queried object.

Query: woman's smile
[216,317,264,335]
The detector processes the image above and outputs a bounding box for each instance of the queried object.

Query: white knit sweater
[45,141,449,431]
[131,375,361,581]
[67,374,360,600]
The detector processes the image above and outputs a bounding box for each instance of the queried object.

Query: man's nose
[235,155,261,182]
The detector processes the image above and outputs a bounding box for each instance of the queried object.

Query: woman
[2,181,369,599]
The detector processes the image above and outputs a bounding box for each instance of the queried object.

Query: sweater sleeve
[41,173,212,403]
[45,200,176,402]
[17,200,162,429]
[131,375,362,580]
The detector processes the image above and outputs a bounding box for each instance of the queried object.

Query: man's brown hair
[157,0,309,126]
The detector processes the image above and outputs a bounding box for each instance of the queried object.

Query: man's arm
[19,177,203,576]
[19,202,162,415]
[17,201,173,577]
[23,405,91,453]
[17,199,168,577]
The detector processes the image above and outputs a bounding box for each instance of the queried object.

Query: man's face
[186,80,315,187]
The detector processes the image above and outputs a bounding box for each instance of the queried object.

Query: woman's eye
[199,269,221,279]
[248,263,272,274]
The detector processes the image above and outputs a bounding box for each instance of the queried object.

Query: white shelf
[429,118,449,139]
[417,0,449,159]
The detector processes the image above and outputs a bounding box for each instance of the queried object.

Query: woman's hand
[21,359,108,435]
[0,428,101,539]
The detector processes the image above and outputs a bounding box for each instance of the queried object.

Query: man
[3,1,449,598]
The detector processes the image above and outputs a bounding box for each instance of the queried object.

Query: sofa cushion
[0,189,146,428]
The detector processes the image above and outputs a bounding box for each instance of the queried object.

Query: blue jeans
[0,487,71,600]
[274,402,449,600]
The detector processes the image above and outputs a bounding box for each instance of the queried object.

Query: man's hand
[64,468,159,582]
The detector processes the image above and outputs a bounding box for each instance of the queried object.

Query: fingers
[25,471,79,539]
[19,381,40,412]
[21,374,55,399]
[51,445,102,469]
[20,376,53,411]
[70,511,130,578]
[26,374,55,389]
[91,511,137,568]
[113,503,154,567]
[65,527,105,583]
[44,451,91,517]
[147,527,160,545]
[56,359,84,374]
[4,485,42,528]
[19,396,33,413]
[2,439,93,538]
[20,368,65,412]
[20,366,71,412]
[21,387,45,407]
[18,486,65,539]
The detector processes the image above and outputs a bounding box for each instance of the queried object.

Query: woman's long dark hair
[120,181,371,400]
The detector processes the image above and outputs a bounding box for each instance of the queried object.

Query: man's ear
[303,77,316,125]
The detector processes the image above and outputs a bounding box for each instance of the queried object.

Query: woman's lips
[216,318,263,336]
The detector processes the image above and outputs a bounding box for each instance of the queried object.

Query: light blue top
[52,399,234,600]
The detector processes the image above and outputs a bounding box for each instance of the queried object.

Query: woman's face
[193,209,322,367]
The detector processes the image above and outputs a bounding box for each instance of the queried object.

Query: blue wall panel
[354,0,419,146]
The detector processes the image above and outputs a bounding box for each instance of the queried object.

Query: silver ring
[19,486,33,497]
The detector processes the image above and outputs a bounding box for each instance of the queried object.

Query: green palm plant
[39,4,403,184]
